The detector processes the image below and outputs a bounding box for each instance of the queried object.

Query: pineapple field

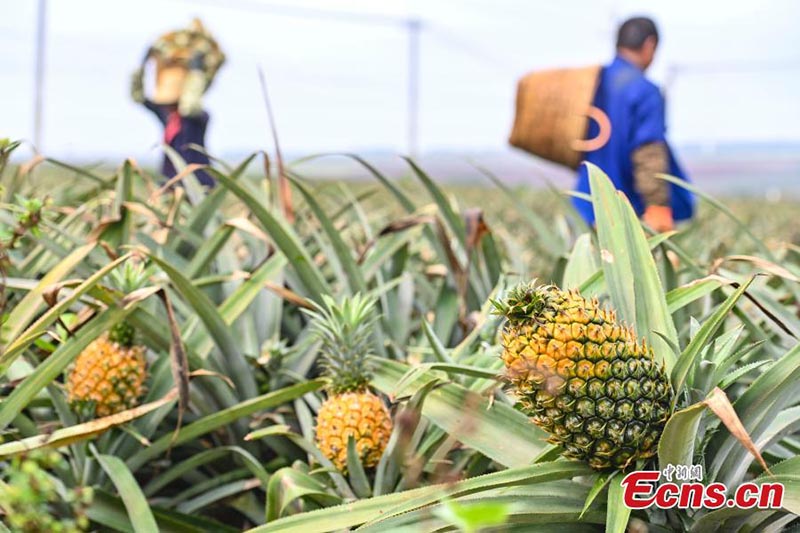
[2,138,800,532]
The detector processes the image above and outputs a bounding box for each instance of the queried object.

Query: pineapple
[66,263,148,418]
[67,323,147,417]
[305,294,392,471]
[493,282,673,470]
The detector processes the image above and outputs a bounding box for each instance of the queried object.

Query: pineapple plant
[66,262,149,418]
[305,294,393,471]
[0,450,93,532]
[3,150,800,533]
[493,282,673,470]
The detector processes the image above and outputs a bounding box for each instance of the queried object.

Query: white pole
[33,0,48,152]
[407,18,421,158]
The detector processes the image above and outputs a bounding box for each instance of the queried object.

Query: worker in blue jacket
[573,16,695,231]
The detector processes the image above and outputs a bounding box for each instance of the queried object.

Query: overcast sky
[3,0,800,161]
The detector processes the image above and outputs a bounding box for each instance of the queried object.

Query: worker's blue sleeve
[631,83,667,150]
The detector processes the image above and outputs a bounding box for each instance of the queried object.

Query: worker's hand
[642,205,674,232]
[130,67,145,104]
[178,69,206,117]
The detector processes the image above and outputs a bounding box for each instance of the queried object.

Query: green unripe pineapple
[494,282,673,470]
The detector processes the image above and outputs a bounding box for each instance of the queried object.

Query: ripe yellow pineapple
[67,322,147,417]
[67,262,148,418]
[306,294,392,471]
[494,282,673,470]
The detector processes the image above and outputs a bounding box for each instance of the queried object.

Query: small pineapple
[305,294,392,471]
[67,323,147,417]
[493,282,673,470]
[66,262,148,418]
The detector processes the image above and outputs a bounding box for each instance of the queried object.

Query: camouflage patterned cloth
[148,18,225,85]
[131,19,225,116]
[632,141,670,207]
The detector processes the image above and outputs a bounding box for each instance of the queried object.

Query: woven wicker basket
[509,65,603,169]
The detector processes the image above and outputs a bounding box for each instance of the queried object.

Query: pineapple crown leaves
[491,281,559,326]
[109,260,150,294]
[105,260,151,347]
[109,321,136,347]
[303,293,379,394]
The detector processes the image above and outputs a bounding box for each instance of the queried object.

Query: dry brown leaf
[263,281,313,309]
[723,255,800,283]
[0,389,179,458]
[704,386,772,475]
[424,264,448,278]
[159,289,190,448]
[19,154,45,176]
[120,286,160,307]
[226,217,270,243]
[121,202,162,226]
[149,163,206,201]
[377,215,436,237]
[165,186,184,228]
[258,72,294,223]
[190,368,235,389]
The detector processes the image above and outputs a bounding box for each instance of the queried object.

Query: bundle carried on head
[131,18,226,116]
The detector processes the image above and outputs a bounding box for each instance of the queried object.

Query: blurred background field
[13,155,800,283]
[3,0,800,201]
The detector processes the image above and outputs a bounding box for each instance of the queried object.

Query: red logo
[621,470,784,510]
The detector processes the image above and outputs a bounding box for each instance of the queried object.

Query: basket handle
[571,106,611,153]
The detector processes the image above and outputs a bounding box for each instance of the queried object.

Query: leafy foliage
[303,293,378,394]
[0,450,93,532]
[0,146,798,531]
